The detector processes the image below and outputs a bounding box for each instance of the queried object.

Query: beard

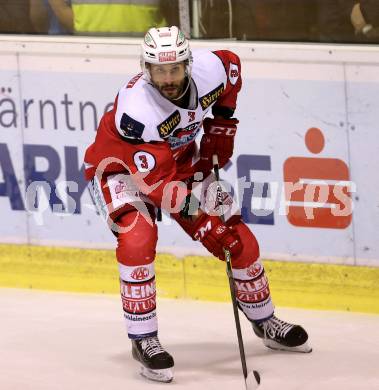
[157,78,187,100]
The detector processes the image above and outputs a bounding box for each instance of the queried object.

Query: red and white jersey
[84,49,241,208]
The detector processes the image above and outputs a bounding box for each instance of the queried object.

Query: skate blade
[140,366,174,383]
[263,339,312,353]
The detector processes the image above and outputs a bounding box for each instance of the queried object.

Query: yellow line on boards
[0,244,378,314]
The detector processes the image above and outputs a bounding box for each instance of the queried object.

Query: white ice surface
[0,288,378,390]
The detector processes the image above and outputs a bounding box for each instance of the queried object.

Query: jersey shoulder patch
[115,77,161,143]
[211,50,241,87]
[119,112,145,140]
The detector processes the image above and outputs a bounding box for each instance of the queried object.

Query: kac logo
[131,266,150,281]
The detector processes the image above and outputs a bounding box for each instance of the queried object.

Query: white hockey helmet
[141,26,192,81]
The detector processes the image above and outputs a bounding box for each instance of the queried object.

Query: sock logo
[121,278,156,315]
[247,262,262,278]
[235,273,270,303]
[131,266,150,280]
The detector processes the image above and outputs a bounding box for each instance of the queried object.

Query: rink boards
[1,243,378,314]
[0,36,379,270]
[0,37,379,266]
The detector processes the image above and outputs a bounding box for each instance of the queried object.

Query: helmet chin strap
[170,76,190,102]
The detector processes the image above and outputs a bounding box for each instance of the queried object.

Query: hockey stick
[212,155,261,390]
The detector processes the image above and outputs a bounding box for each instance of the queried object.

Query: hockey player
[84,26,311,383]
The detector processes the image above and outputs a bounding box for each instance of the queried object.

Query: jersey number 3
[133,151,156,173]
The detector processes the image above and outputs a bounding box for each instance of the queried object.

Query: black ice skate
[132,336,174,383]
[252,315,312,353]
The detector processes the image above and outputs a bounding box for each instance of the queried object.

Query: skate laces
[140,337,165,358]
[262,316,294,340]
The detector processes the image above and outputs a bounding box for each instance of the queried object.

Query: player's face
[149,62,186,100]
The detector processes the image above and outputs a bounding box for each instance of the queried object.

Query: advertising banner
[0,38,378,266]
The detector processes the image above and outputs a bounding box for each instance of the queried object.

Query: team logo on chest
[168,122,201,150]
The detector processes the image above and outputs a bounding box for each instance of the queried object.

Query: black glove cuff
[212,105,235,119]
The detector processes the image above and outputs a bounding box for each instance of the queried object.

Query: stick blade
[245,370,261,389]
